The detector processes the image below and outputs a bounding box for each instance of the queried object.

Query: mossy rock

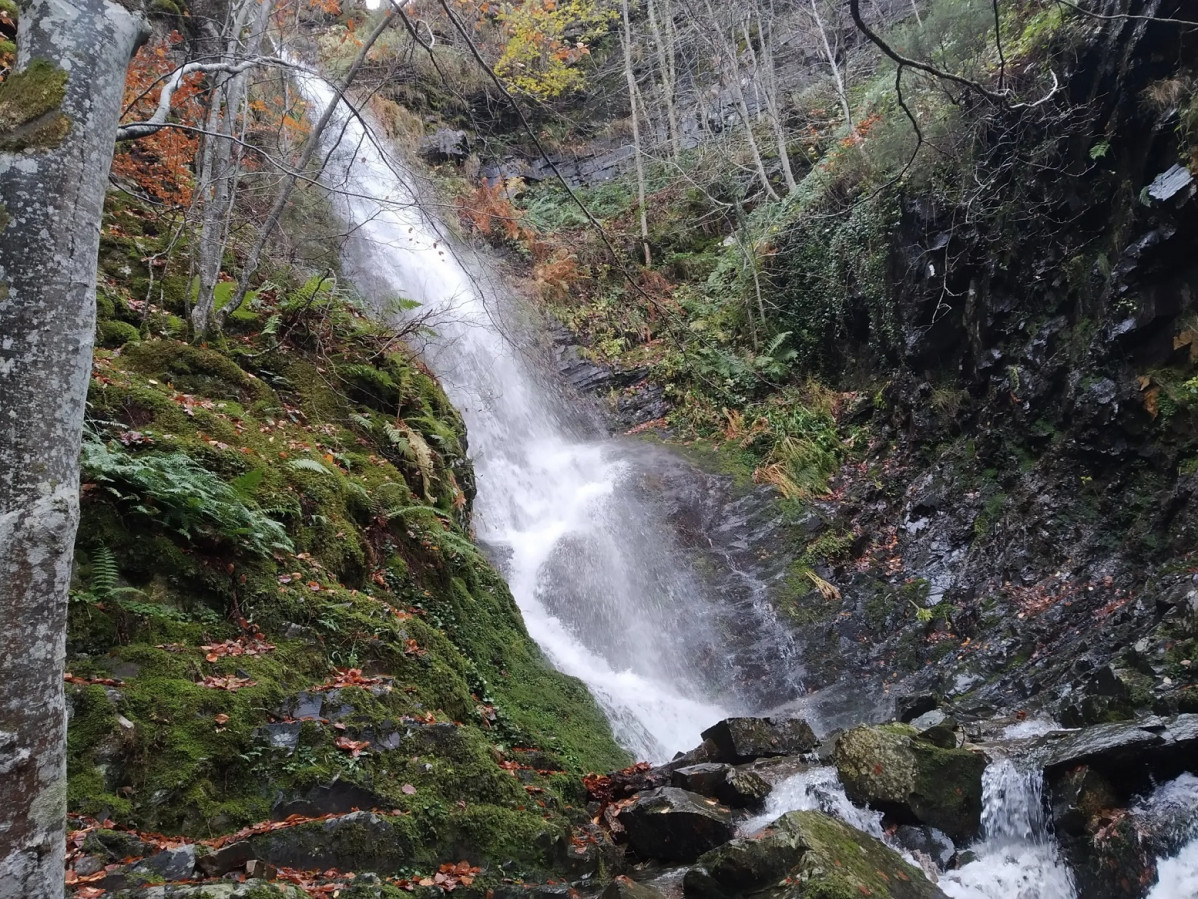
[833,724,986,843]
[98,320,142,349]
[683,809,946,899]
[121,339,273,404]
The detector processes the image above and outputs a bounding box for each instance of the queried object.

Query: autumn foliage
[111,32,204,207]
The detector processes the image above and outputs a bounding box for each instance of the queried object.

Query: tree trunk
[0,1,144,896]
[810,0,852,128]
[621,0,651,266]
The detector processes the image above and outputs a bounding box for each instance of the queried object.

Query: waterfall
[1137,773,1198,899]
[941,759,1076,899]
[290,69,804,761]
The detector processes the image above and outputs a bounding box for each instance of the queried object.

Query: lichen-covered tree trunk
[0,2,144,896]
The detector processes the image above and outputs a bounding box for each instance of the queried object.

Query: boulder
[671,763,772,808]
[245,811,415,873]
[271,780,390,819]
[833,724,986,842]
[1033,714,1198,794]
[700,717,817,764]
[418,128,469,164]
[134,844,196,881]
[618,787,736,862]
[683,809,947,899]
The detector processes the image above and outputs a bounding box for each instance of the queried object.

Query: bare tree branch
[115,56,292,141]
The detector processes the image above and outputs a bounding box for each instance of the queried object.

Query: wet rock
[74,855,104,877]
[560,822,620,878]
[195,839,256,877]
[83,828,151,861]
[135,844,195,881]
[618,787,736,862]
[121,883,307,898]
[491,885,573,899]
[1049,765,1118,836]
[834,723,987,842]
[894,825,956,869]
[257,722,302,754]
[246,810,416,873]
[671,763,771,808]
[272,780,390,819]
[418,128,469,164]
[601,875,668,899]
[897,693,941,723]
[701,717,817,764]
[1034,713,1198,795]
[683,809,947,898]
[916,716,962,750]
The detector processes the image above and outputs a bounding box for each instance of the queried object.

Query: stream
[292,67,1198,897]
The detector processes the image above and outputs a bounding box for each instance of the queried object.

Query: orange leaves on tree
[112,32,204,208]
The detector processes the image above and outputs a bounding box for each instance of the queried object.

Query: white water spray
[1137,773,1198,899]
[740,766,884,838]
[941,759,1076,899]
[291,69,804,760]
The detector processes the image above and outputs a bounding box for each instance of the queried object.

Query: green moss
[98,319,141,348]
[0,58,71,151]
[69,200,625,880]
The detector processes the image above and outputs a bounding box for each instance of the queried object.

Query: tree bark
[0,1,145,896]
[621,0,651,266]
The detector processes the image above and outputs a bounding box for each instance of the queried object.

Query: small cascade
[941,759,1076,899]
[1138,774,1198,899]
[739,766,884,838]
[290,67,806,760]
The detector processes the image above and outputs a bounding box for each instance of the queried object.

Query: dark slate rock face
[670,762,772,808]
[701,717,817,764]
[684,809,947,899]
[618,787,735,862]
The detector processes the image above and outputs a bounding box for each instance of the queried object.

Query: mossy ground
[68,195,628,883]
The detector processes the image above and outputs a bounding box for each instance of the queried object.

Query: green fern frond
[90,545,120,601]
[288,457,333,476]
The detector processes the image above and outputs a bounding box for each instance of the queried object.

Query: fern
[82,437,293,557]
[229,468,265,500]
[348,412,373,431]
[90,544,120,601]
[400,423,437,501]
[288,457,333,476]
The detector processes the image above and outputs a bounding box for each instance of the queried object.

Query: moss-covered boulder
[683,810,947,899]
[618,787,736,862]
[833,724,987,843]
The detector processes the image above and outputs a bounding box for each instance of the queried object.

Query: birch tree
[0,1,146,895]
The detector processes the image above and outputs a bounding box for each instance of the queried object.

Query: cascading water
[941,759,1076,899]
[1137,773,1198,899]
[739,766,884,838]
[291,68,805,761]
